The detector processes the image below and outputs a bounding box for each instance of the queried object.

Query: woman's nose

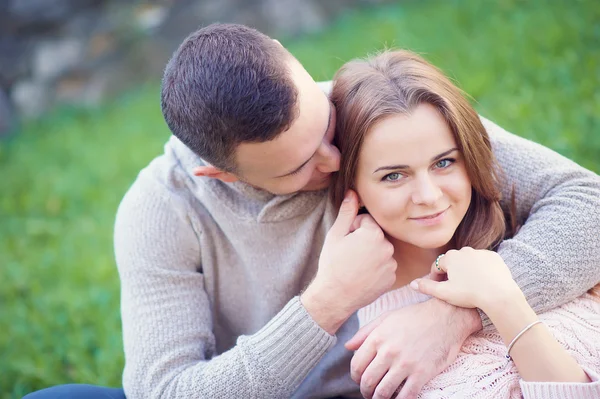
[411,174,443,205]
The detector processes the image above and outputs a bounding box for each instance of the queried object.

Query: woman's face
[355,103,472,249]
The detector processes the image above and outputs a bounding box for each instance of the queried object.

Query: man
[25,23,600,399]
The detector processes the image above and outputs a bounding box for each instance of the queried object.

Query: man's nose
[316,141,340,173]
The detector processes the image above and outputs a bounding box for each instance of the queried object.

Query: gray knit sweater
[114,116,600,398]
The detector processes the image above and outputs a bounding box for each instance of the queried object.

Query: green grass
[0,88,168,396]
[1,0,598,396]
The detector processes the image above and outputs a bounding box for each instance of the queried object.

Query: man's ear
[193,165,239,183]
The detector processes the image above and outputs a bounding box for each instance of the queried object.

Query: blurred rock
[55,73,90,104]
[88,32,117,60]
[56,67,120,107]
[261,0,326,36]
[0,0,394,129]
[33,39,85,80]
[0,37,32,87]
[11,79,49,118]
[7,0,100,28]
[134,4,169,33]
[0,88,15,136]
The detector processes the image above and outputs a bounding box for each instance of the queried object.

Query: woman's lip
[410,207,449,220]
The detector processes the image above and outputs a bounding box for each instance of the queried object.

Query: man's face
[233,59,341,195]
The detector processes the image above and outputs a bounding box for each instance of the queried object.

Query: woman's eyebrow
[431,148,459,161]
[373,148,459,174]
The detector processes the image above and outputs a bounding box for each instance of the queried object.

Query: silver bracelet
[505,320,543,361]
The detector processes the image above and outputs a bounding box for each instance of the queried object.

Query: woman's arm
[411,248,590,383]
[482,288,589,383]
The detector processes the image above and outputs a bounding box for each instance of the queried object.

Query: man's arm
[114,178,336,399]
[484,116,600,316]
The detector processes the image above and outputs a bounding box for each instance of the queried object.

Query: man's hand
[345,299,483,399]
[301,190,397,334]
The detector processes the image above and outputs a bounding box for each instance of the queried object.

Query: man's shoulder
[114,153,204,274]
[118,142,210,228]
[130,153,192,202]
[480,115,541,159]
[480,115,514,143]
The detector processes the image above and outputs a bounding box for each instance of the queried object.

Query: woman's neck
[389,238,452,290]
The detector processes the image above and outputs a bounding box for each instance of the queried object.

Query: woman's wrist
[479,282,526,317]
[482,288,539,347]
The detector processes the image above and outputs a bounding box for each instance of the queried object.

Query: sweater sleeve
[114,176,336,399]
[484,117,600,318]
[520,367,600,399]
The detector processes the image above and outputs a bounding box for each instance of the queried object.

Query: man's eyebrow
[276,102,334,178]
[372,147,459,174]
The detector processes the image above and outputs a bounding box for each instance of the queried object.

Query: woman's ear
[356,195,368,214]
[356,194,364,208]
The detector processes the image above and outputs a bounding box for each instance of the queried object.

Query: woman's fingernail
[410,280,419,290]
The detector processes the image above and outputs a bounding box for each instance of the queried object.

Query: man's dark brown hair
[161,23,299,172]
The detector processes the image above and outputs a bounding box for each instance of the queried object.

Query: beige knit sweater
[114,116,600,398]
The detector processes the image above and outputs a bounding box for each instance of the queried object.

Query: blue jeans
[23,385,125,399]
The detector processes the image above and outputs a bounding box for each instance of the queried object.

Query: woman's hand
[410,247,524,312]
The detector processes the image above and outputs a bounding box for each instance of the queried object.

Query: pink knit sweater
[358,285,600,398]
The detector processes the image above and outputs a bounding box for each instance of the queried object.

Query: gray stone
[261,0,326,36]
[62,9,103,38]
[8,0,100,26]
[87,32,118,62]
[0,88,15,136]
[11,79,50,118]
[195,0,233,21]
[81,73,110,106]
[55,69,112,108]
[134,4,169,33]
[54,73,90,105]
[33,38,85,80]
[0,37,32,87]
[0,0,395,128]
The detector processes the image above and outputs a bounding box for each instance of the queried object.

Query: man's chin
[302,176,332,192]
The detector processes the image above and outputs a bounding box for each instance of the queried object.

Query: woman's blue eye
[383,172,402,182]
[435,158,455,169]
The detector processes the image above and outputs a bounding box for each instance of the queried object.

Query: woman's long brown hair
[330,50,506,250]
[330,49,600,299]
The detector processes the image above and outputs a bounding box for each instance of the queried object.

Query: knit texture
[359,288,600,398]
[115,100,600,397]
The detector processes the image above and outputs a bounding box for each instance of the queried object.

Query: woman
[330,49,600,398]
